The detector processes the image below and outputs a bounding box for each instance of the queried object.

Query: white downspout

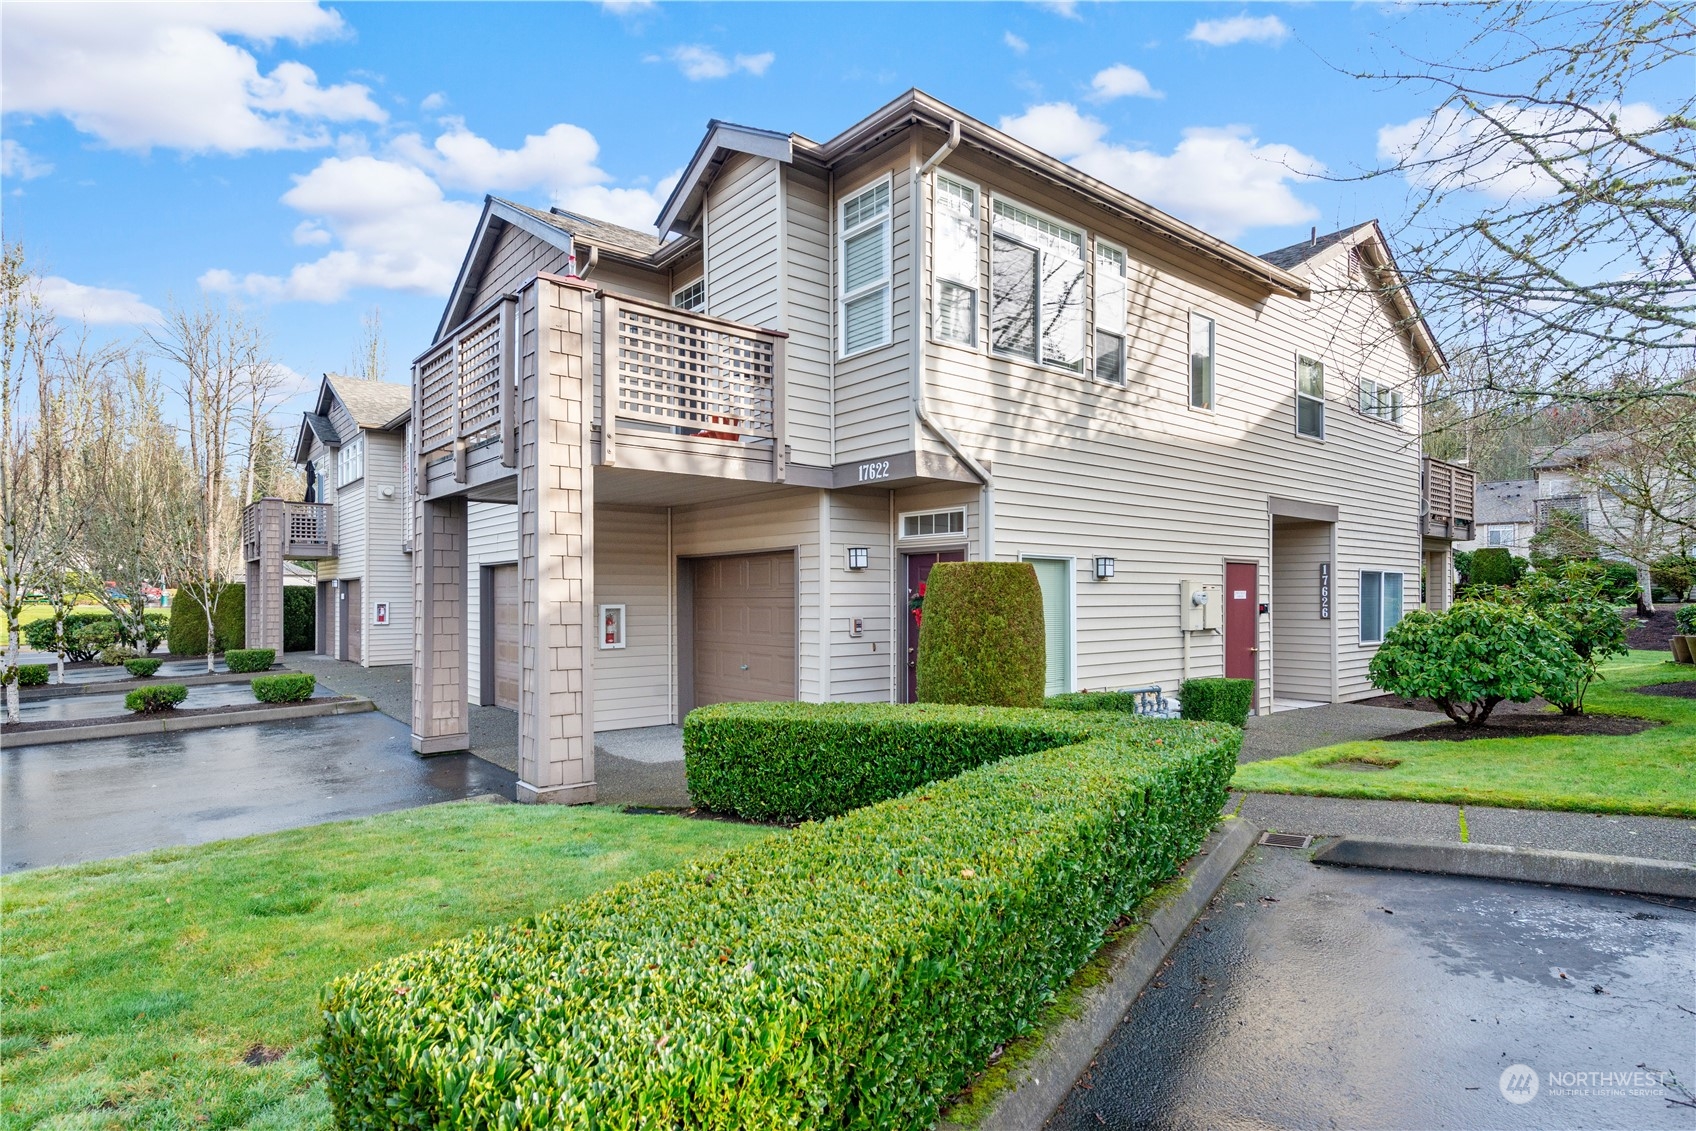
[909,120,995,561]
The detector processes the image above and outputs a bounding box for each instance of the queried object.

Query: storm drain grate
[1259,831,1316,849]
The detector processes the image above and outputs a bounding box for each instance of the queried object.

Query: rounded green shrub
[1468,547,1522,589]
[98,645,137,666]
[1178,677,1255,727]
[16,663,48,687]
[252,673,315,703]
[283,585,315,653]
[125,658,162,678]
[224,648,275,673]
[915,561,1046,707]
[1500,565,1629,714]
[1677,604,1696,636]
[167,582,246,657]
[125,684,188,714]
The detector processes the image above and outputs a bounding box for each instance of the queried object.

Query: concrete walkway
[1241,700,1441,762]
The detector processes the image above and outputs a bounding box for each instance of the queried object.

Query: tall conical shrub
[915,561,1047,707]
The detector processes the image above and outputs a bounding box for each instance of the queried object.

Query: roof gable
[657,121,795,237]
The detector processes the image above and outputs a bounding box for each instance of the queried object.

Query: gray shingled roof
[326,375,412,430]
[1475,479,1537,524]
[1530,431,1625,470]
[494,198,663,259]
[302,412,340,447]
[1259,223,1373,271]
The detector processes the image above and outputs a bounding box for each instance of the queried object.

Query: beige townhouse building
[265,90,1472,804]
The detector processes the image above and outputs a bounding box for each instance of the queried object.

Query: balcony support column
[412,494,470,755]
[243,497,287,655]
[517,276,597,804]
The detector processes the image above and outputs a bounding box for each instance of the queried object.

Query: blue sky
[0,1,1674,420]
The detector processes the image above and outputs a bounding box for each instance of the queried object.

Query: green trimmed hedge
[322,712,1240,1128]
[684,701,1107,822]
[283,585,315,652]
[125,684,187,714]
[1179,677,1255,728]
[1469,547,1521,589]
[16,663,48,687]
[167,582,246,657]
[252,673,314,703]
[1045,690,1146,716]
[916,561,1047,707]
[224,648,275,673]
[124,658,162,678]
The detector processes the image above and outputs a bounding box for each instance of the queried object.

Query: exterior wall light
[1094,556,1116,580]
[846,547,870,571]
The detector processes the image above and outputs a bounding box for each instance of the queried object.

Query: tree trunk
[53,609,64,684]
[205,590,217,674]
[5,627,18,724]
[1637,563,1656,617]
[1472,696,1504,726]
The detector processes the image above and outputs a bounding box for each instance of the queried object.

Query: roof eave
[657,121,796,237]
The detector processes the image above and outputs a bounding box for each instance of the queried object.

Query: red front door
[904,549,966,702]
[1224,562,1258,686]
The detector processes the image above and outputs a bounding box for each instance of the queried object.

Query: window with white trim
[1094,241,1127,385]
[335,436,364,488]
[1188,313,1215,410]
[1358,377,1405,424]
[990,198,1085,372]
[840,179,892,356]
[1297,356,1325,439]
[1360,570,1404,643]
[899,508,966,539]
[672,278,704,312]
[1485,525,1515,547]
[933,175,979,345]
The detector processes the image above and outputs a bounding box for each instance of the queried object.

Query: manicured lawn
[1233,652,1696,818]
[1,802,777,1129]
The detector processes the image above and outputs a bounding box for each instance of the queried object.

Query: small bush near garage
[124,658,162,678]
[15,663,48,687]
[283,585,315,652]
[684,701,1107,822]
[915,561,1046,708]
[125,684,188,714]
[224,648,275,673]
[1369,601,1584,726]
[1046,690,1148,717]
[167,582,246,657]
[252,673,315,703]
[1180,677,1255,728]
[322,717,1239,1129]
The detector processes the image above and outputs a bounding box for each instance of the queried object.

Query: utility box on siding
[1180,580,1223,633]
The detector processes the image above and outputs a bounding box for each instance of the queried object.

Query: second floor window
[1094,241,1127,385]
[840,179,891,356]
[1189,313,1215,410]
[336,436,364,488]
[672,278,704,312]
[1297,356,1325,439]
[991,199,1084,372]
[933,175,979,345]
[1358,377,1405,424]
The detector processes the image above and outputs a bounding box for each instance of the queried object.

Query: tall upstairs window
[1188,312,1215,410]
[335,435,364,488]
[840,178,891,356]
[1094,241,1128,385]
[990,198,1084,372]
[1297,356,1325,438]
[933,175,979,345]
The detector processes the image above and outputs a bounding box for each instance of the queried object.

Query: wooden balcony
[242,500,335,561]
[413,286,787,500]
[1422,456,1476,541]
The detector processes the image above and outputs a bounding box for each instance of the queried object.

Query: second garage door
[491,564,520,711]
[692,551,796,707]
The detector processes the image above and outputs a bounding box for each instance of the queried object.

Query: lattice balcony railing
[414,295,518,480]
[1423,457,1477,538]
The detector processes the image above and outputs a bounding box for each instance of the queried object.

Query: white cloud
[419,91,448,112]
[38,276,161,325]
[390,120,605,195]
[600,0,656,12]
[664,44,775,80]
[1004,31,1029,54]
[1379,100,1663,202]
[1,2,386,153]
[1038,1,1081,19]
[1,139,53,180]
[1187,14,1290,47]
[1089,64,1162,102]
[999,102,1321,238]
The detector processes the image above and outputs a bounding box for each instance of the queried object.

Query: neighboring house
[1455,479,1536,557]
[405,90,1465,803]
[244,375,414,665]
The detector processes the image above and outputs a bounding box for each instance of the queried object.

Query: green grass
[1233,651,1696,817]
[0,802,776,1129]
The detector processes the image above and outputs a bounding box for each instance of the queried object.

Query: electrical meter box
[1180,580,1224,632]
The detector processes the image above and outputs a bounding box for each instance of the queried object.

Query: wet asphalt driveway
[1052,846,1696,1130]
[2,710,514,873]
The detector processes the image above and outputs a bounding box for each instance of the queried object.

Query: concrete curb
[938,816,1261,1131]
[19,667,285,700]
[2,696,374,747]
[1313,835,1696,899]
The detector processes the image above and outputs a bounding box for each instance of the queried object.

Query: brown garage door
[692,551,796,707]
[492,564,520,711]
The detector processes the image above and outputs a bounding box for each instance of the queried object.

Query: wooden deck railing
[242,500,335,561]
[414,295,518,480]
[1422,457,1476,540]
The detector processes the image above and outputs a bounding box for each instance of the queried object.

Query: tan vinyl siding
[826,490,896,700]
[359,429,414,666]
[591,260,671,304]
[833,148,916,465]
[472,223,573,312]
[465,501,519,703]
[1270,520,1334,701]
[593,506,674,729]
[705,153,782,329]
[782,165,834,467]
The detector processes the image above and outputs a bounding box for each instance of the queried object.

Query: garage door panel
[692,551,796,706]
[493,564,520,711]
